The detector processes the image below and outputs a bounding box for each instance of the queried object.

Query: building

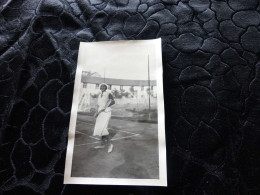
[81,75,157,98]
[78,75,157,114]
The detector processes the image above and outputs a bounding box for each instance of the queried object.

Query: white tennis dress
[93,91,112,136]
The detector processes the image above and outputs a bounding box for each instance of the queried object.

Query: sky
[78,40,159,80]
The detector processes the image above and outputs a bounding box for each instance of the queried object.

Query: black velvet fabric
[0,0,260,194]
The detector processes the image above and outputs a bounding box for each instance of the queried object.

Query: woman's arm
[108,93,115,107]
[95,93,115,118]
[103,94,115,109]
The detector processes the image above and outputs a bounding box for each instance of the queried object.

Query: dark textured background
[0,0,260,194]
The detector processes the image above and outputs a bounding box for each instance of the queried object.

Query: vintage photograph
[64,39,166,186]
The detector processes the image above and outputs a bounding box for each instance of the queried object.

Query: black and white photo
[64,39,167,186]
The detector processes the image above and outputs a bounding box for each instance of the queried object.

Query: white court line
[75,125,140,147]
[107,128,137,135]
[77,120,138,136]
[111,134,140,141]
[76,130,100,140]
[74,134,140,147]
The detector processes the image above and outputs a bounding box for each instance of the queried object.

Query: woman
[93,83,115,153]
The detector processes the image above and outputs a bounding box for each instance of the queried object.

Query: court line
[76,130,100,140]
[75,123,141,147]
[111,134,140,141]
[77,120,138,136]
[107,128,137,135]
[76,128,139,141]
[74,134,140,147]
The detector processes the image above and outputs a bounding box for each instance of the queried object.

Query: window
[95,84,99,89]
[83,83,87,88]
[151,86,153,90]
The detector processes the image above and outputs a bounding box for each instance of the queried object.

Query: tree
[112,89,122,98]
[129,86,137,97]
[146,87,151,95]
[82,71,101,78]
[130,86,135,93]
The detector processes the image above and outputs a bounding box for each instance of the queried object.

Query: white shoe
[108,144,113,153]
[94,145,105,149]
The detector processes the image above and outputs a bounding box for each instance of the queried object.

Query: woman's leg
[101,136,106,145]
[104,135,110,145]
[106,134,113,153]
[94,136,106,149]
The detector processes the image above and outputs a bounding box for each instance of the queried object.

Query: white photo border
[64,38,167,186]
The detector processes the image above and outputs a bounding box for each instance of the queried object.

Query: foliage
[111,88,132,98]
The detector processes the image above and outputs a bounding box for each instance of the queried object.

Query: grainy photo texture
[64,39,166,186]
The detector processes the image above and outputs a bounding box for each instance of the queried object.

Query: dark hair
[100,84,107,90]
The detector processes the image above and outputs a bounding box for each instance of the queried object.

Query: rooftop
[81,76,157,86]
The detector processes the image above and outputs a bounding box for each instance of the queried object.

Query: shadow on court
[71,113,159,179]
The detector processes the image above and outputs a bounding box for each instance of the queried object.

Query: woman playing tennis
[93,83,115,153]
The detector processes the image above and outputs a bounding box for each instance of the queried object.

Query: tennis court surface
[71,113,159,179]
